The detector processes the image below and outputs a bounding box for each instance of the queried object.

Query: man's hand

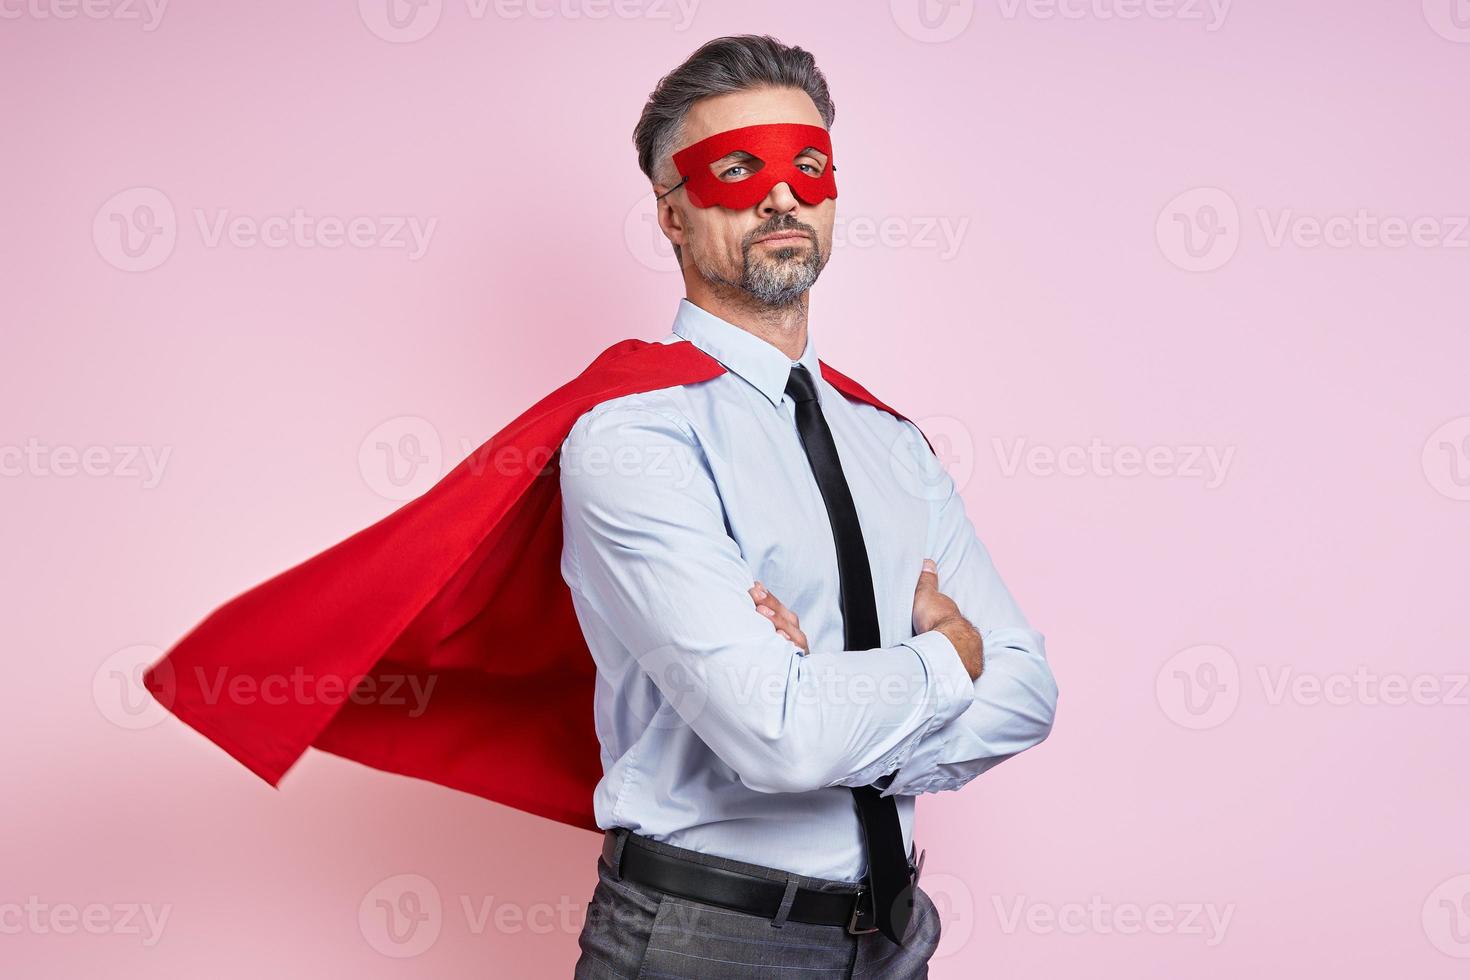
[748,582,810,655]
[747,558,983,681]
[913,558,984,681]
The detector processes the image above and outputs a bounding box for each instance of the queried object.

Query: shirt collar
[670,297,823,409]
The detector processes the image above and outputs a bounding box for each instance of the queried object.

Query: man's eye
[797,163,822,175]
[719,165,752,181]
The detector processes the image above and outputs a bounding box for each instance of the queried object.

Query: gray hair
[633,34,837,189]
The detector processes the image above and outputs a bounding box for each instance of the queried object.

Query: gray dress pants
[572,829,941,979]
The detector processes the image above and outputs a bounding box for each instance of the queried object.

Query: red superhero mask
[668,122,837,210]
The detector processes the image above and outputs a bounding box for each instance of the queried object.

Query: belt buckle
[847,889,880,935]
[849,848,927,936]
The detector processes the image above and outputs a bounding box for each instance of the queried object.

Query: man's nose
[757,181,800,216]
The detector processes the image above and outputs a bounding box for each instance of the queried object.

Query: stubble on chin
[699,237,825,308]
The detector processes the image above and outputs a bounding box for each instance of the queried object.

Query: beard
[692,221,827,309]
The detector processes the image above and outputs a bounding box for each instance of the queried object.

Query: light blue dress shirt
[557,298,1058,882]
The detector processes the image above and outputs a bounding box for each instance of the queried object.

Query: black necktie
[784,362,916,946]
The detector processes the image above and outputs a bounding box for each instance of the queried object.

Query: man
[562,35,1058,979]
[139,32,1054,980]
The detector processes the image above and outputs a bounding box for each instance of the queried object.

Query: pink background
[4,1,1468,976]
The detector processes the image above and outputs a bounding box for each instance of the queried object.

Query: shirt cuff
[900,628,977,732]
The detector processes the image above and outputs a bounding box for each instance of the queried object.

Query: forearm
[932,613,983,680]
[879,625,1056,796]
[629,616,977,795]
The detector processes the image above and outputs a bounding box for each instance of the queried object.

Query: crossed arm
[751,419,1060,796]
[559,403,1057,798]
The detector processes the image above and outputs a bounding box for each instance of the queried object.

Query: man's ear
[654,185,686,252]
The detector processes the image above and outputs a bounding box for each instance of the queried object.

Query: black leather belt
[601,829,924,935]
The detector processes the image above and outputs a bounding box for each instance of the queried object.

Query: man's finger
[756,599,799,631]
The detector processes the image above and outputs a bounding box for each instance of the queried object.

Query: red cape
[143,336,929,832]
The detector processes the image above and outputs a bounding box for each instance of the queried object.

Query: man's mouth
[753,231,811,247]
